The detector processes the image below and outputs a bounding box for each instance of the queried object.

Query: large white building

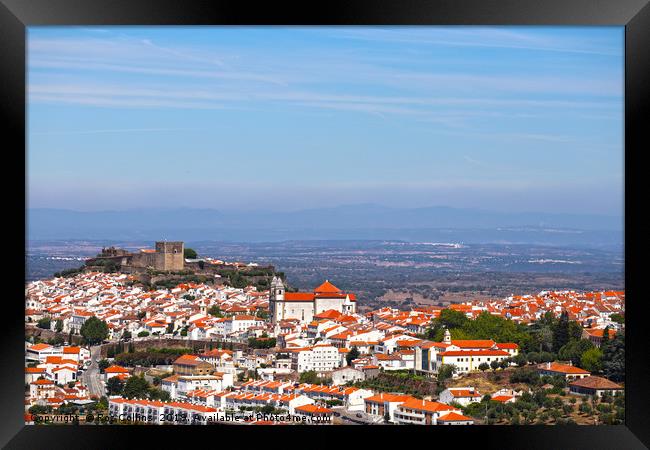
[288,343,342,373]
[269,278,356,324]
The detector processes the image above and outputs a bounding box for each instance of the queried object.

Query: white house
[224,315,265,335]
[104,365,130,381]
[439,387,482,406]
[393,398,463,425]
[52,366,77,385]
[331,366,365,386]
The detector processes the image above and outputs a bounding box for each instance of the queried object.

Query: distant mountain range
[26,205,623,246]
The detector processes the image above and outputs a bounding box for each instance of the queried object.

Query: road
[82,345,105,398]
[331,407,384,425]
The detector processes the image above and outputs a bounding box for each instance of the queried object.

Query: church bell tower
[270,276,285,323]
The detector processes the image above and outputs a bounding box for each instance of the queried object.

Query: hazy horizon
[28,26,624,216]
[27,202,623,219]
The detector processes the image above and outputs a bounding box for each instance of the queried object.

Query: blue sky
[27,26,624,215]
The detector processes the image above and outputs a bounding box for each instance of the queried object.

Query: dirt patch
[445,369,530,395]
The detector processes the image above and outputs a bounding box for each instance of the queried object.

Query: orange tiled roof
[314,280,342,294]
[399,398,457,413]
[538,362,590,375]
[283,293,315,302]
[438,411,473,422]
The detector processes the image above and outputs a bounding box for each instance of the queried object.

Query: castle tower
[443,328,451,344]
[154,241,184,271]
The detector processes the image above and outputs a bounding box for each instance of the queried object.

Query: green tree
[106,376,125,396]
[80,316,109,345]
[138,331,150,338]
[437,364,456,383]
[558,339,594,366]
[568,321,584,342]
[478,362,490,372]
[122,375,150,399]
[149,388,171,401]
[96,396,109,411]
[248,337,276,349]
[98,359,110,373]
[208,305,223,317]
[426,309,469,339]
[54,319,64,333]
[536,326,555,352]
[37,317,51,330]
[580,347,603,373]
[299,370,320,384]
[490,360,500,372]
[183,248,198,259]
[602,333,624,382]
[122,330,132,340]
[346,346,361,366]
[562,404,574,416]
[48,336,65,346]
[29,405,50,415]
[509,366,541,386]
[609,314,624,325]
[553,311,570,353]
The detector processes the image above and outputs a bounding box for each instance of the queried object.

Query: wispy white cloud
[28,82,619,112]
[328,27,622,56]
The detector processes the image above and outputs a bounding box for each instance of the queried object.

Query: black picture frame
[2,0,648,448]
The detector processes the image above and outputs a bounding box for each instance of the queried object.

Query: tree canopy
[580,347,603,373]
[37,317,51,330]
[106,376,125,396]
[602,333,624,382]
[122,375,150,399]
[208,305,223,317]
[80,316,109,345]
[426,310,533,350]
[183,248,198,259]
[346,346,361,366]
[299,370,321,384]
[558,339,594,366]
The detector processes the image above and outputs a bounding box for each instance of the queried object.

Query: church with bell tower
[269,276,356,324]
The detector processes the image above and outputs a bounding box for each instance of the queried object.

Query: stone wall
[99,338,249,357]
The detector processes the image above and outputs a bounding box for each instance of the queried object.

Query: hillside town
[25,256,625,426]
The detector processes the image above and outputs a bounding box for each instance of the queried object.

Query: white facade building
[290,344,341,373]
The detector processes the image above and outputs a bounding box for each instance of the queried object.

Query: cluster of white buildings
[25,272,271,341]
[466,290,624,330]
[26,268,625,426]
[25,343,93,408]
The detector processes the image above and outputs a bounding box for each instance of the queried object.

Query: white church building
[269,277,356,324]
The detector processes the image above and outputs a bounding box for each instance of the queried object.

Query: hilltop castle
[269,277,356,324]
[91,241,185,272]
